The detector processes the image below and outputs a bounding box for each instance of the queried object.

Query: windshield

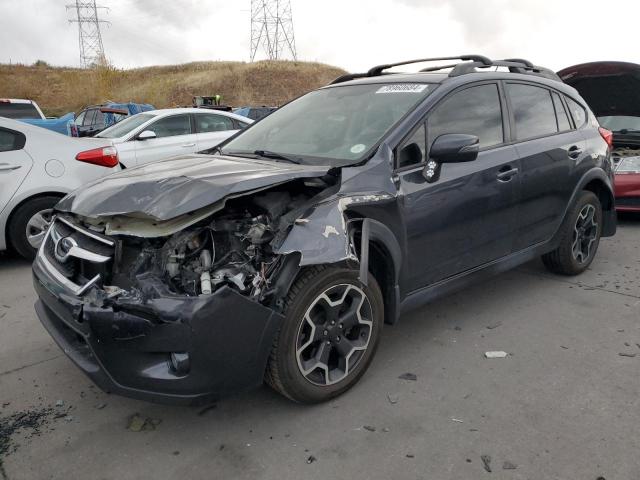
[598,116,640,133]
[222,83,436,166]
[96,113,154,138]
[0,103,42,119]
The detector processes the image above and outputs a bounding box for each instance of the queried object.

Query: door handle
[568,145,582,159]
[497,166,518,182]
[0,165,21,172]
[181,143,196,148]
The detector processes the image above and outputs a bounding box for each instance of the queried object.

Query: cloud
[0,0,639,72]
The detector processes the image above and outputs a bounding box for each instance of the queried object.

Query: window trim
[551,91,572,133]
[0,127,27,152]
[394,80,507,172]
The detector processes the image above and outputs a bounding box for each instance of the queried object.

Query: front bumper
[33,259,283,405]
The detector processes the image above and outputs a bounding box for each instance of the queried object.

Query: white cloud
[0,0,638,72]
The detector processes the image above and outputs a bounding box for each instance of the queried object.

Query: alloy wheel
[571,204,598,264]
[295,284,373,386]
[25,209,54,249]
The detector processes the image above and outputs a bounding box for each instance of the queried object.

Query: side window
[75,110,86,126]
[565,97,587,128]
[93,109,105,127]
[149,115,192,138]
[195,114,234,133]
[0,128,26,152]
[397,123,426,168]
[507,83,558,140]
[427,84,503,150]
[552,92,571,131]
[83,109,97,126]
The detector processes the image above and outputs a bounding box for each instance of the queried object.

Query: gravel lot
[1,215,639,480]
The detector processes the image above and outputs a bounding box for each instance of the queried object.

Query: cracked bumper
[32,259,283,405]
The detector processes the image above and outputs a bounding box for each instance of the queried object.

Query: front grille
[616,197,640,207]
[37,216,115,296]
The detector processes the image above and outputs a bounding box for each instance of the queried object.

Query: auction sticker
[376,84,428,94]
[350,144,366,154]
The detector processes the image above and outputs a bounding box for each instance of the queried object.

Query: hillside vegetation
[0,60,346,116]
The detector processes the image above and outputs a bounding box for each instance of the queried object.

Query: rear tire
[542,191,602,276]
[8,196,59,260]
[266,266,384,403]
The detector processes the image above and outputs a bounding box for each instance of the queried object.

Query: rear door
[134,114,196,165]
[193,112,239,150]
[506,82,585,249]
[0,127,33,215]
[396,82,521,289]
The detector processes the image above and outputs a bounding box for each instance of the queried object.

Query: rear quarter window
[565,97,587,128]
[0,128,26,152]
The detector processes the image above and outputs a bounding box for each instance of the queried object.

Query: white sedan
[94,108,252,167]
[0,117,121,259]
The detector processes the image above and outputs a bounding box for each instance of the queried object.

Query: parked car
[75,102,155,137]
[558,61,640,212]
[233,106,277,121]
[0,117,121,259]
[33,55,616,406]
[1,98,77,136]
[93,108,252,167]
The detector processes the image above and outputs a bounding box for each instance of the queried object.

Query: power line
[66,0,110,68]
[250,0,297,61]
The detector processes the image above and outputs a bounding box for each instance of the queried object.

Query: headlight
[614,156,640,174]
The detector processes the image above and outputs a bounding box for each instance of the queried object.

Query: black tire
[7,196,59,260]
[542,191,602,276]
[266,266,384,403]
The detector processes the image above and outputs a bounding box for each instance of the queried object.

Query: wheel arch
[352,218,402,325]
[578,171,616,237]
[4,191,65,249]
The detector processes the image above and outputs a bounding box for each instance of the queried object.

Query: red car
[559,61,640,212]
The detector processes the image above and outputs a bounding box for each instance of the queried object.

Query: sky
[1,0,639,73]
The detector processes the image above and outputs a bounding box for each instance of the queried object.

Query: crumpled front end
[31,180,336,404]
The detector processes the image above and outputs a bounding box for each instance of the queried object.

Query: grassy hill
[0,60,347,117]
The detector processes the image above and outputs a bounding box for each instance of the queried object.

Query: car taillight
[76,146,118,167]
[599,127,613,148]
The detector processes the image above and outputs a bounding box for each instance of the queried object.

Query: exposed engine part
[200,250,213,295]
[111,185,322,299]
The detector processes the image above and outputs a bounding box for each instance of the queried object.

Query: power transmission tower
[250,0,297,61]
[66,0,109,68]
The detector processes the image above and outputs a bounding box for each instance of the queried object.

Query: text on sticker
[376,84,428,94]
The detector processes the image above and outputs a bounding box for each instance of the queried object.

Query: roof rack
[329,55,561,85]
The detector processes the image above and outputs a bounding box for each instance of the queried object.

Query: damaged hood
[56,154,331,221]
[558,61,640,118]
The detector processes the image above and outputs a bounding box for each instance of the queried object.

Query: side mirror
[430,134,479,163]
[398,142,423,168]
[137,130,157,140]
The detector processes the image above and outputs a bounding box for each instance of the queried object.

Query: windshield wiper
[253,150,301,164]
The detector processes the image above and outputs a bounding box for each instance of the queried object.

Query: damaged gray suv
[33,56,617,404]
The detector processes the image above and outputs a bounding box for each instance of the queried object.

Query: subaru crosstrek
[32,55,616,405]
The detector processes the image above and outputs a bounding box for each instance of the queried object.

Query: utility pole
[250,0,297,61]
[66,0,109,68]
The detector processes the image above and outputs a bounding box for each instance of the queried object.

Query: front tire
[542,191,602,276]
[266,266,384,403]
[8,196,59,260]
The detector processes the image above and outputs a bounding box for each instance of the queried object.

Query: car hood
[558,61,640,118]
[56,154,332,221]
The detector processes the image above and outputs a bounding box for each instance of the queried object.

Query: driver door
[396,83,521,291]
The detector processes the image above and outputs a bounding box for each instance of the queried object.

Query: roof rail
[329,55,561,85]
